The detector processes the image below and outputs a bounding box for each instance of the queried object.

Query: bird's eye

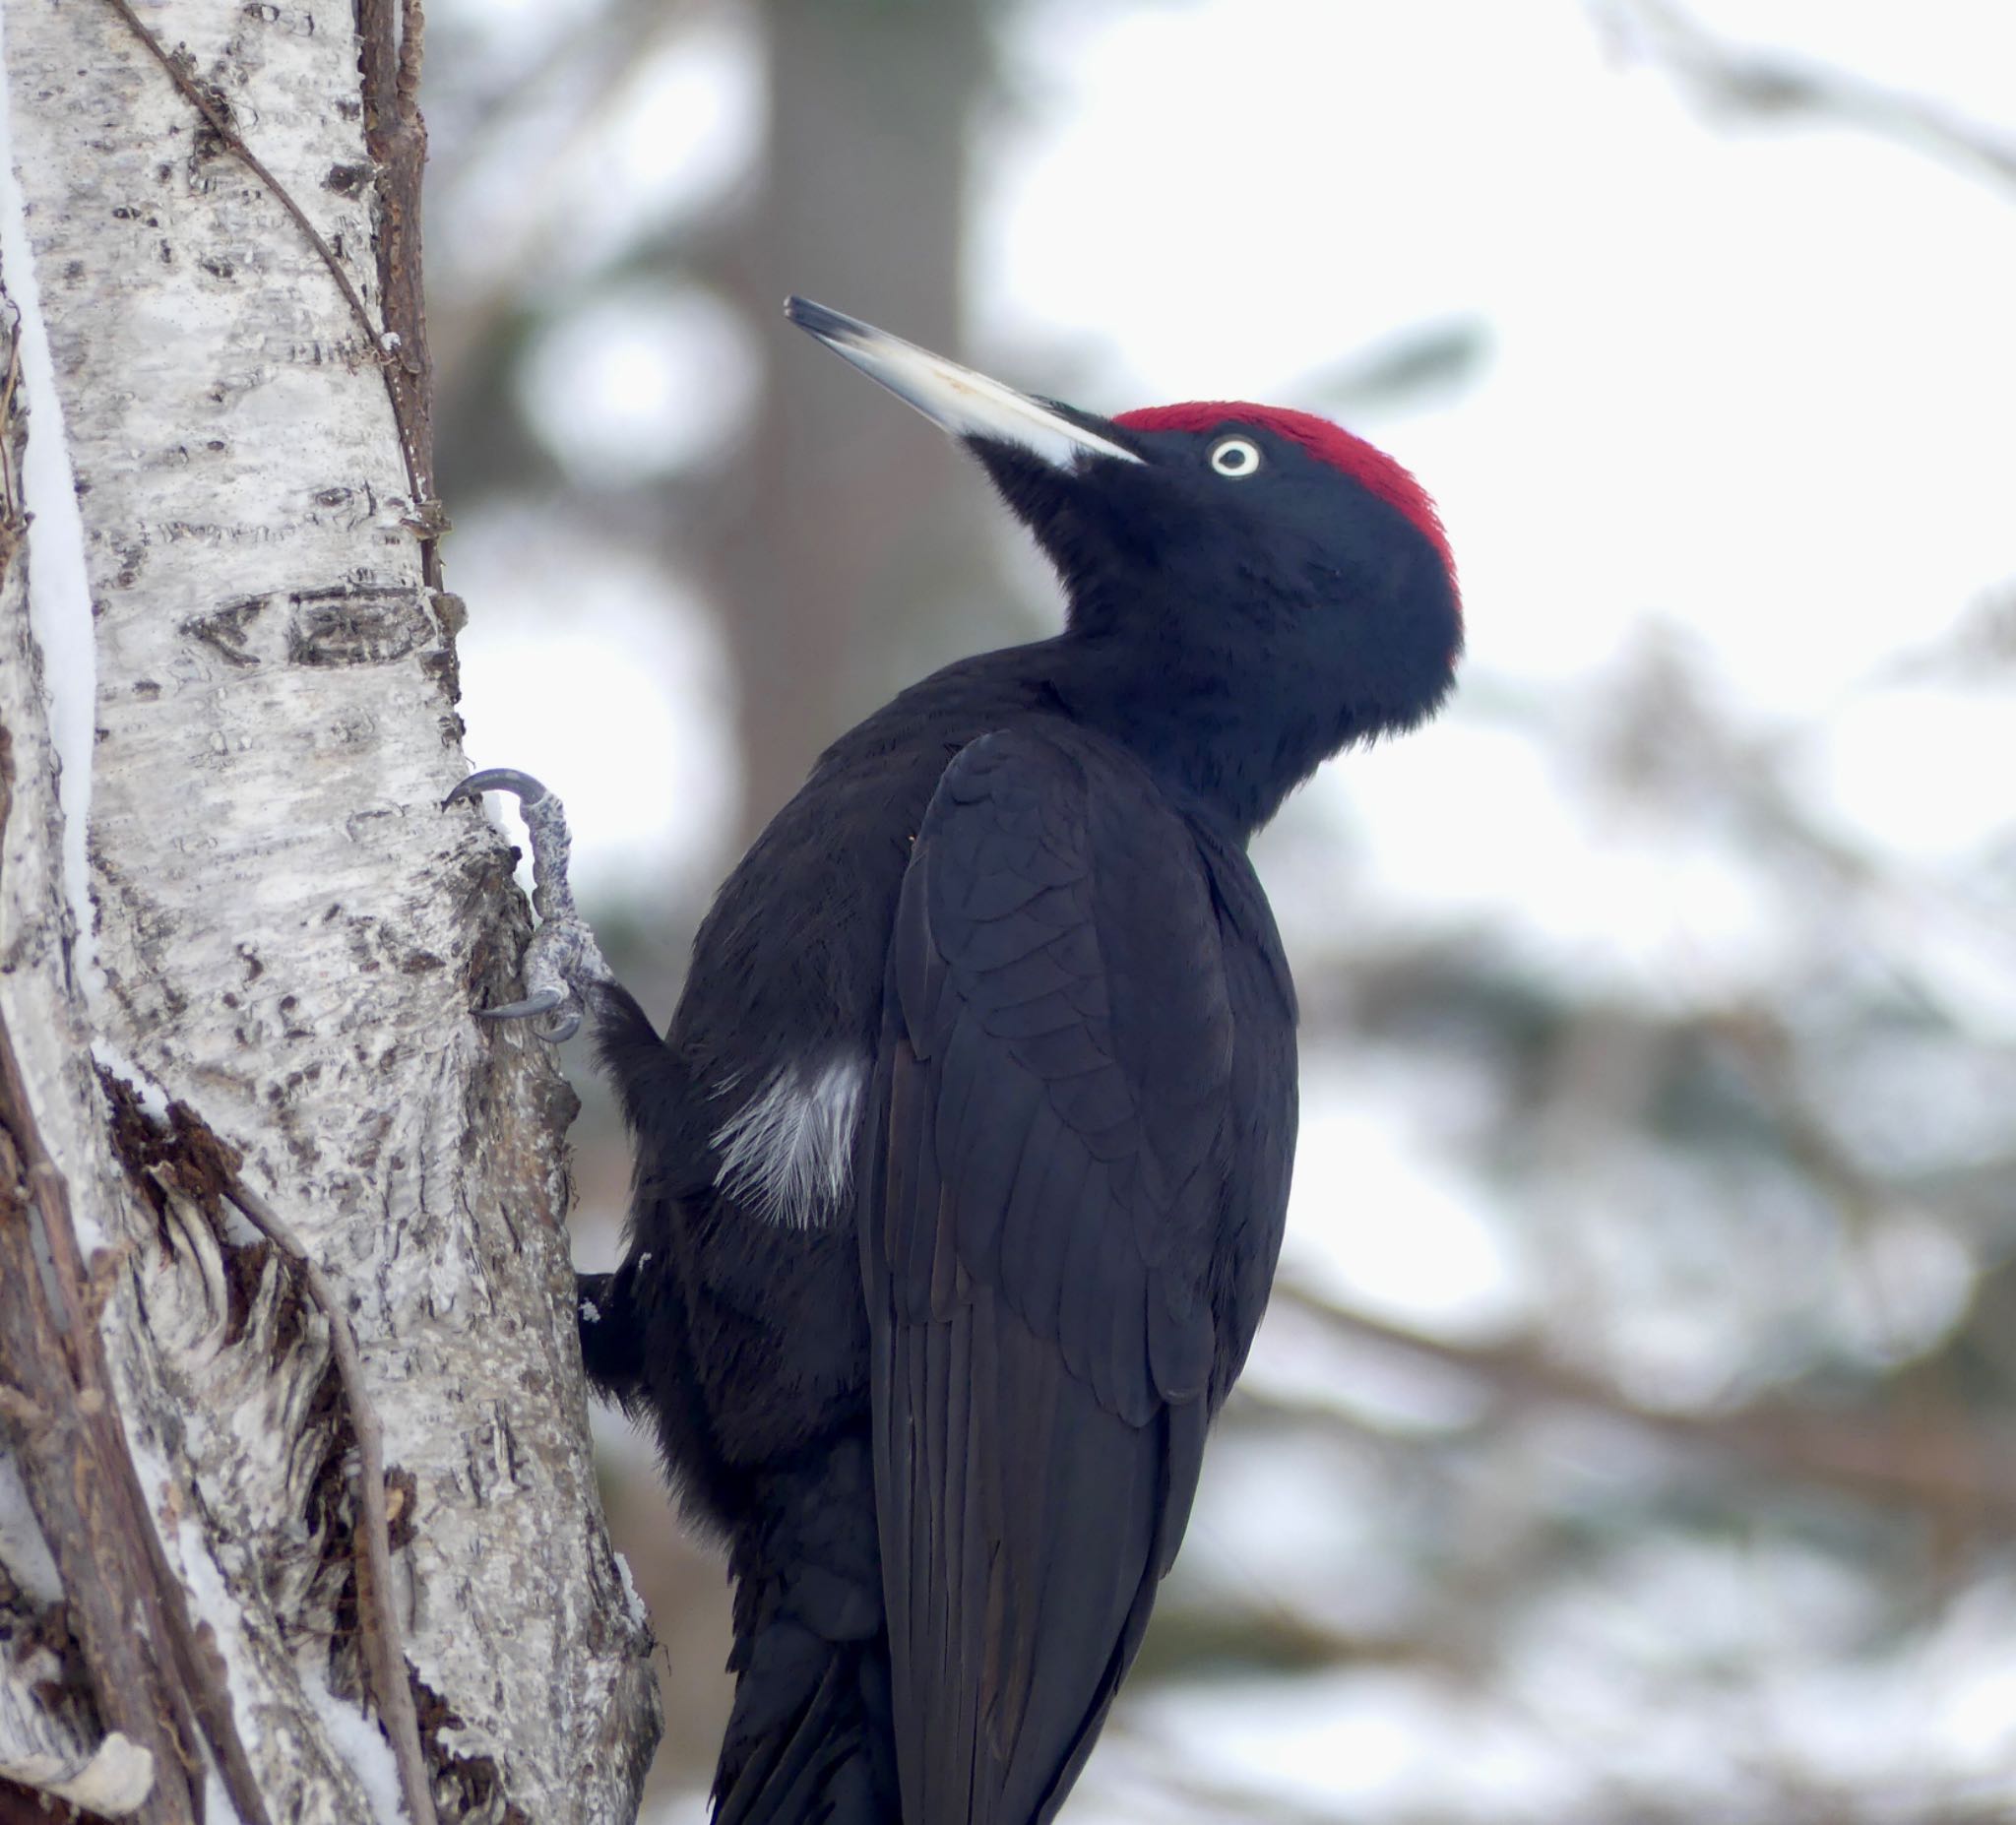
[1209,435,1263,479]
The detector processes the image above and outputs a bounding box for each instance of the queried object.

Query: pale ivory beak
[786,296,1141,471]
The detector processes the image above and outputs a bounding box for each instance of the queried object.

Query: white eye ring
[1209,435,1263,478]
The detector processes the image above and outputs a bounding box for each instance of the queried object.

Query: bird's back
[589,656,1298,1824]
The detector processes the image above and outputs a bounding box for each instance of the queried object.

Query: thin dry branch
[1603,0,2016,193]
[1274,1282,2016,1521]
[219,1177,439,1825]
[0,1012,270,1825]
[359,0,442,584]
[95,0,437,528]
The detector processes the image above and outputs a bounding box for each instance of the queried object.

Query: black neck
[1040,633,1342,841]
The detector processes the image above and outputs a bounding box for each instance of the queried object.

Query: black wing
[861,724,1251,1824]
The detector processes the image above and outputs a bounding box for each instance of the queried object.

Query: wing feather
[863,725,1239,1822]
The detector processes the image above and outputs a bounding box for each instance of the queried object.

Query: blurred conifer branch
[1599,0,2016,195]
[1265,1282,2016,1524]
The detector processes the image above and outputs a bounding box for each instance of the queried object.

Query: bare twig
[397,0,426,116]
[1709,1012,1995,1553]
[0,1012,264,1825]
[1274,1282,2016,1520]
[1603,0,2016,194]
[0,1380,45,1430]
[220,1177,439,1825]
[95,0,436,526]
[359,0,442,585]
[0,331,24,537]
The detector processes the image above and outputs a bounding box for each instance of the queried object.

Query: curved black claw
[475,984,567,1021]
[444,763,610,1043]
[477,988,582,1043]
[443,767,552,813]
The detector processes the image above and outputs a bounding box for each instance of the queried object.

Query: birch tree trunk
[0,2,659,1821]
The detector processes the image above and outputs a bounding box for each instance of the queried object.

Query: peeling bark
[0,2,658,1820]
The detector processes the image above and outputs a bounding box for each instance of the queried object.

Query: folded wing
[862,724,1239,1824]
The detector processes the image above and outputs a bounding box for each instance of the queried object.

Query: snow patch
[90,1038,171,1120]
[615,1550,650,1633]
[0,16,100,977]
[0,1451,63,1604]
[219,1197,264,1247]
[202,1763,247,1825]
[301,1653,409,1824]
[0,1731,155,1816]
[176,1518,264,1757]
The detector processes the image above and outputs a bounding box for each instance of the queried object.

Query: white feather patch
[713,1055,868,1227]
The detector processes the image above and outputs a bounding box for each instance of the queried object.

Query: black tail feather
[713,1438,896,1825]
[576,1266,646,1397]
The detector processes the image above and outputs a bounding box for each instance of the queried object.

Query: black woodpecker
[447,297,1462,1825]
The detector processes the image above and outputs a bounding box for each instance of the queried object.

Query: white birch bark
[0,1,658,1820]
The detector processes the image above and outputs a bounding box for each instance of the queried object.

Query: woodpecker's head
[787,297,1461,792]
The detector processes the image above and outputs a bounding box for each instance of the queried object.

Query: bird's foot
[444,767,612,1042]
[477,912,608,1042]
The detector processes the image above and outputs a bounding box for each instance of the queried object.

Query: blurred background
[422,1,2016,1818]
